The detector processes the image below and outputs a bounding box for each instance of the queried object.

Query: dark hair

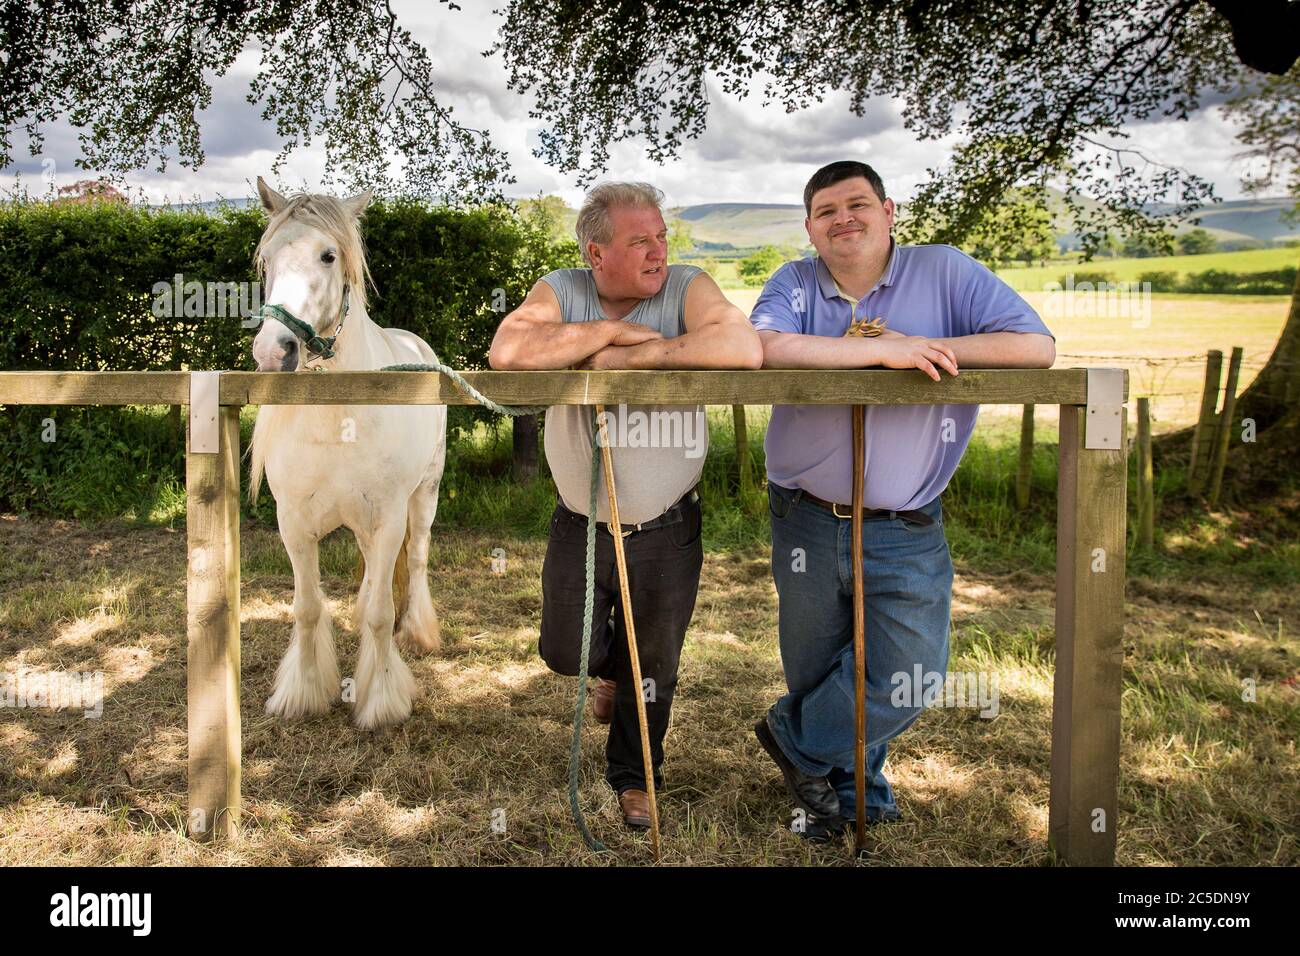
[803,161,887,214]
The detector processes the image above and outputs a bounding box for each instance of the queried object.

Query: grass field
[1,415,1296,866]
[693,245,1299,292]
[2,269,1297,866]
[997,246,1298,291]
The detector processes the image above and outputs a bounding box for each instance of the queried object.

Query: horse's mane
[248,191,376,505]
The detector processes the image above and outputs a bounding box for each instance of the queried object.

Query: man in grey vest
[489,182,762,829]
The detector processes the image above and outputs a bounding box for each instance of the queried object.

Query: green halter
[252,285,350,361]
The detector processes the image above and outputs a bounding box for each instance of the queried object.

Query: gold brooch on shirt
[845,316,888,337]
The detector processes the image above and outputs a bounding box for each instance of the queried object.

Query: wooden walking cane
[851,404,868,855]
[595,403,662,861]
[844,312,885,857]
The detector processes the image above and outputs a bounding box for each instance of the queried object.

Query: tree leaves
[494,0,1282,257]
[1,0,510,202]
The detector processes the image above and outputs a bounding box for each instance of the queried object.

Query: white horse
[248,176,447,730]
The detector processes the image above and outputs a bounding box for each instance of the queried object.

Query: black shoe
[798,808,903,844]
[754,715,841,819]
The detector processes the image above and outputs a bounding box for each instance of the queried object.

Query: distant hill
[674,194,1298,254]
[151,197,258,215]
[157,192,1298,253]
[1146,197,1300,246]
[673,202,809,249]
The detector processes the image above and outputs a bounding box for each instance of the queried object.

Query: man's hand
[871,336,960,381]
[586,273,763,370]
[490,282,664,370]
[574,345,625,370]
[571,324,661,369]
[609,322,663,347]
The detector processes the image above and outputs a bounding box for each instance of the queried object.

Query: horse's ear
[343,188,373,219]
[257,176,286,215]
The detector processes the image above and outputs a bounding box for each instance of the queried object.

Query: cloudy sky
[2,0,1269,209]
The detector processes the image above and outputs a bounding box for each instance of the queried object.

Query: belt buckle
[832,502,854,519]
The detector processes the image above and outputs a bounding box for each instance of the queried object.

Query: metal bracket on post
[1084,367,1124,451]
[189,371,221,454]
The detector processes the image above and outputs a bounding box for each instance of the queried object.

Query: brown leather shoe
[618,788,652,829]
[592,678,616,724]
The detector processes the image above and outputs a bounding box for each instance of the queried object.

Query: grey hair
[575,181,665,265]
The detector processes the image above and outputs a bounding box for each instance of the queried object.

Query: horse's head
[251,176,373,372]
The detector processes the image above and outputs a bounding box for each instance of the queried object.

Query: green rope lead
[568,414,608,853]
[380,362,548,417]
[380,360,606,852]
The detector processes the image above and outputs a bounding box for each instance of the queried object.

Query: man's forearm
[758,332,881,369]
[931,332,1055,368]
[612,322,763,369]
[490,318,619,370]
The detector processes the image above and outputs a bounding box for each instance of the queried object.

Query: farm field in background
[694,245,1299,291]
[996,246,1299,291]
[721,288,1292,439]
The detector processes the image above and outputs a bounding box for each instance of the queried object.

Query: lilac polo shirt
[750,242,1053,511]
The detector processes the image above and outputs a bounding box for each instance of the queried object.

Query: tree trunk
[1235,257,1300,430]
[512,413,539,482]
[1210,257,1300,496]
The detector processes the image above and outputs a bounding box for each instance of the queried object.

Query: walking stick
[851,403,868,856]
[844,311,886,857]
[595,403,662,861]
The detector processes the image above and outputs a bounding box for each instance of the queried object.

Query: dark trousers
[539,494,704,794]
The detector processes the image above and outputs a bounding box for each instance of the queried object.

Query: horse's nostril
[284,339,298,354]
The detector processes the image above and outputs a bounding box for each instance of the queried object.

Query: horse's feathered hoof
[352,645,417,729]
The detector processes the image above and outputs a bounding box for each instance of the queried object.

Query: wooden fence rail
[0,367,1128,865]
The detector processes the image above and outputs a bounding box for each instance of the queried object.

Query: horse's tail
[247,407,270,505]
[353,527,412,629]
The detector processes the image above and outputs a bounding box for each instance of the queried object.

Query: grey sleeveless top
[541,264,708,524]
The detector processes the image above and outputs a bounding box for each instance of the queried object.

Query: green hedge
[1062,267,1299,295]
[0,197,580,516]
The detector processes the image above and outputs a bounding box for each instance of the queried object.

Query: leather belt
[558,488,700,538]
[790,487,935,527]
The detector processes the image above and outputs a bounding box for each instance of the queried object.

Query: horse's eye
[320,250,336,264]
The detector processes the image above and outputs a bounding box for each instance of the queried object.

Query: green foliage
[668,218,695,262]
[737,245,787,286]
[1137,270,1180,292]
[696,256,721,279]
[1178,267,1297,294]
[1121,232,1172,258]
[3,2,508,200]
[0,196,579,514]
[1222,64,1300,215]
[515,195,575,245]
[960,188,1058,266]
[495,2,1270,259]
[1059,270,1119,287]
[1177,228,1218,256]
[0,406,185,521]
[1057,265,1295,294]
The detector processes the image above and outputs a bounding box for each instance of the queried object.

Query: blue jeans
[766,482,953,820]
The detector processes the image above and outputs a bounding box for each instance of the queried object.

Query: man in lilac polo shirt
[749,160,1056,842]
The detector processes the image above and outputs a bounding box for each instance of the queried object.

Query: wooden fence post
[732,404,753,498]
[186,401,242,840]
[1136,397,1154,550]
[1187,350,1222,495]
[1017,404,1035,509]
[1051,402,1126,865]
[1206,347,1243,507]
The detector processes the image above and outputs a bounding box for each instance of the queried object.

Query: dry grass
[1,514,1296,866]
